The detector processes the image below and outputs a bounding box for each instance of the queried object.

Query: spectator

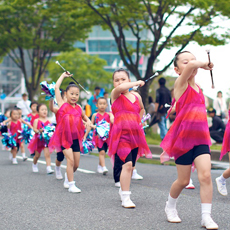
[147,96,155,118]
[208,108,225,143]
[213,91,227,119]
[104,92,111,112]
[16,93,31,117]
[88,86,101,117]
[155,77,171,140]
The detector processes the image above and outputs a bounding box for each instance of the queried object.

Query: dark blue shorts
[175,145,210,165]
[97,142,108,153]
[61,139,80,152]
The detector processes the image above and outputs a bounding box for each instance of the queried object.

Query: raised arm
[55,72,72,108]
[111,80,145,103]
[49,99,58,114]
[174,60,213,100]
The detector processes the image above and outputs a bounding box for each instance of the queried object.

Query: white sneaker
[102,166,108,175]
[22,153,27,161]
[97,165,103,173]
[121,191,136,208]
[132,169,143,180]
[55,166,63,180]
[201,216,218,229]
[185,178,195,189]
[32,163,39,172]
[115,182,121,187]
[46,166,54,174]
[68,181,81,193]
[12,158,18,165]
[165,201,181,223]
[9,153,13,160]
[215,176,227,196]
[64,172,69,189]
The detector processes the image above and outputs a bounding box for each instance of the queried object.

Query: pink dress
[28,120,50,154]
[93,112,110,148]
[108,94,152,163]
[220,110,230,160]
[160,84,211,162]
[48,103,84,153]
[10,120,22,144]
[27,113,39,126]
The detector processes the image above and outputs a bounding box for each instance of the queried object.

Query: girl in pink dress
[28,104,54,174]
[84,97,114,175]
[8,108,32,164]
[109,69,152,208]
[27,101,39,126]
[215,105,230,196]
[49,72,91,193]
[161,51,218,229]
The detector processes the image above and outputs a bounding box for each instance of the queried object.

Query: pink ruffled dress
[10,120,22,145]
[160,84,211,162]
[28,120,50,154]
[108,94,152,163]
[220,110,230,160]
[93,112,110,148]
[48,103,84,153]
[27,113,39,126]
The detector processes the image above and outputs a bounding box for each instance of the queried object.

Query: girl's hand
[61,71,73,78]
[85,120,92,128]
[202,62,214,70]
[136,80,145,87]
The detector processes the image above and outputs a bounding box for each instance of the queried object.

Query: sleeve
[213,99,218,111]
[16,101,22,109]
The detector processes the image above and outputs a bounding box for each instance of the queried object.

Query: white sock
[47,166,51,170]
[167,194,178,209]
[220,174,226,183]
[55,166,60,171]
[22,153,26,157]
[201,203,212,219]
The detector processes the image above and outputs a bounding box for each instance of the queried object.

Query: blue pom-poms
[2,133,17,148]
[95,118,110,141]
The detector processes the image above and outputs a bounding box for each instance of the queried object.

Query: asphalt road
[0,144,230,230]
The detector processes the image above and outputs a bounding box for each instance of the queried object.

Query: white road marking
[16,156,96,174]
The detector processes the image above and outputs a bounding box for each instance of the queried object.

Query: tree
[82,0,230,105]
[47,48,112,95]
[0,0,93,100]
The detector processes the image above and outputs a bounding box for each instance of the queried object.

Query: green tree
[0,0,93,100]
[82,0,230,105]
[47,48,112,94]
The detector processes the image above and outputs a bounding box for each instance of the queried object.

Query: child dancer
[27,101,39,126]
[215,104,230,196]
[49,89,66,180]
[84,97,114,175]
[109,68,152,208]
[28,104,54,174]
[7,108,32,164]
[160,51,218,229]
[49,72,91,193]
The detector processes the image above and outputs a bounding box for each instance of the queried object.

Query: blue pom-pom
[95,118,110,141]
[1,133,17,148]
[39,124,56,147]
